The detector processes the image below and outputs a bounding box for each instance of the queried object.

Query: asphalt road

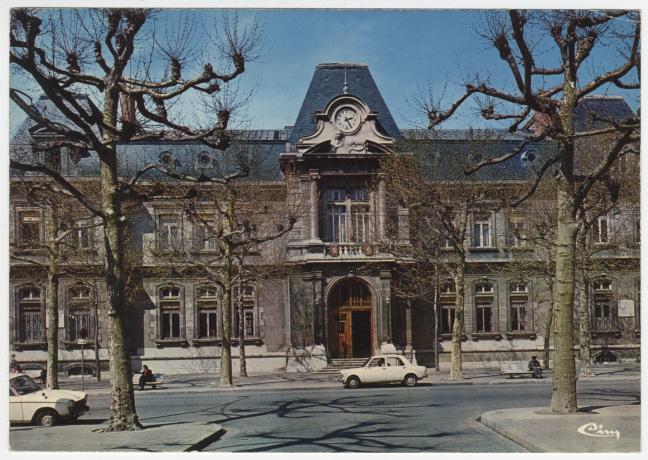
[55,379,639,452]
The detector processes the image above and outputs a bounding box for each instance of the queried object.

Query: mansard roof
[400,129,557,182]
[574,96,636,131]
[288,63,402,144]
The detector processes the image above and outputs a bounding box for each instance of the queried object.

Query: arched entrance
[328,278,373,358]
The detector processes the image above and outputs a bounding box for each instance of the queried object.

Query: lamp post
[77,328,88,391]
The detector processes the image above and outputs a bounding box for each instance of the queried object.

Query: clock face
[334,107,360,132]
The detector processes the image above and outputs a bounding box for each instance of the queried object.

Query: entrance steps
[312,358,369,374]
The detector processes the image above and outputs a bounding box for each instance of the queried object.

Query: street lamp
[77,328,88,391]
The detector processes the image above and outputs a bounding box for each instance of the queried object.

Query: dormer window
[159,151,179,169]
[197,151,214,174]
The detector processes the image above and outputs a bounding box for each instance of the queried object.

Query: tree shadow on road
[221,419,469,452]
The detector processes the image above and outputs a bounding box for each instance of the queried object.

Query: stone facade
[9,63,640,374]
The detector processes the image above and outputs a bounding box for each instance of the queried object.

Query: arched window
[67,286,95,342]
[17,287,44,343]
[439,281,456,334]
[474,282,495,333]
[234,285,256,338]
[196,286,218,339]
[159,285,183,339]
[592,278,616,331]
[509,282,530,333]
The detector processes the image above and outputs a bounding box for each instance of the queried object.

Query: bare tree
[382,145,512,380]
[141,148,299,386]
[10,8,258,429]
[423,10,639,413]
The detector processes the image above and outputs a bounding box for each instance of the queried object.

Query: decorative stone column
[378,174,386,240]
[379,270,396,353]
[405,299,414,360]
[309,171,320,242]
[312,271,324,345]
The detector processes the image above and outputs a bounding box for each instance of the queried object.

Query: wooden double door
[330,308,372,358]
[328,278,374,358]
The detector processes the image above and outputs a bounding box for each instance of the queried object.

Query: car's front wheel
[403,374,417,387]
[345,376,360,389]
[35,409,59,427]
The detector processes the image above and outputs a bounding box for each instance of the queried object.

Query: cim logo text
[576,422,621,440]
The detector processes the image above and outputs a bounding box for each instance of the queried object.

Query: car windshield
[11,375,42,395]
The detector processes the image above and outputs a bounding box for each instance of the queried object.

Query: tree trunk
[100,89,140,431]
[219,253,233,386]
[45,207,60,389]
[577,271,593,378]
[550,181,578,414]
[238,280,248,378]
[543,280,554,371]
[94,295,102,382]
[449,259,465,380]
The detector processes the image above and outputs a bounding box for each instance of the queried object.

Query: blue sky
[10,9,640,131]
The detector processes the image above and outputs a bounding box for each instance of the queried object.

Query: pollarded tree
[10,8,259,429]
[382,140,515,380]
[141,146,300,385]
[423,10,639,413]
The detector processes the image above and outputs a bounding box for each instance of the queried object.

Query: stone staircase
[312,358,369,374]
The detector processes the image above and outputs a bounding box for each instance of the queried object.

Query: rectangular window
[594,215,609,244]
[234,311,255,337]
[510,301,528,332]
[76,226,92,249]
[593,301,613,330]
[440,304,455,334]
[159,217,181,251]
[325,188,370,243]
[198,311,218,338]
[509,221,525,247]
[195,223,217,250]
[473,218,491,248]
[20,309,43,343]
[68,310,94,341]
[475,301,493,333]
[19,211,41,245]
[161,311,181,338]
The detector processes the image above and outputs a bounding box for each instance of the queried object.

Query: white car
[9,373,89,427]
[339,354,428,389]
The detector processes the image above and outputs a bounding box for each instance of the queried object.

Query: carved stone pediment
[297,95,395,154]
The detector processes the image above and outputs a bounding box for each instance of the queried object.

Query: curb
[184,424,226,452]
[73,375,641,397]
[478,411,540,452]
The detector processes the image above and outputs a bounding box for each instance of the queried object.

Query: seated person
[139,365,154,389]
[528,356,542,378]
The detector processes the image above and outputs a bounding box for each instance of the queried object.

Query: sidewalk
[58,362,640,395]
[480,404,640,452]
[10,420,224,452]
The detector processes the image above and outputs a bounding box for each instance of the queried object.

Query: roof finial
[343,66,348,94]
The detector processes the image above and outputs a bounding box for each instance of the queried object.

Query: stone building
[9,63,640,375]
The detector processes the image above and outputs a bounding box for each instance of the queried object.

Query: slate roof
[574,96,635,132]
[399,131,557,182]
[287,63,402,144]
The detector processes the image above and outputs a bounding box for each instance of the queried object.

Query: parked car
[9,373,89,427]
[339,354,428,389]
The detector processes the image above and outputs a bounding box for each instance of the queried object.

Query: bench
[133,373,165,389]
[501,362,537,379]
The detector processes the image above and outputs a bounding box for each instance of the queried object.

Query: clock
[334,106,360,133]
